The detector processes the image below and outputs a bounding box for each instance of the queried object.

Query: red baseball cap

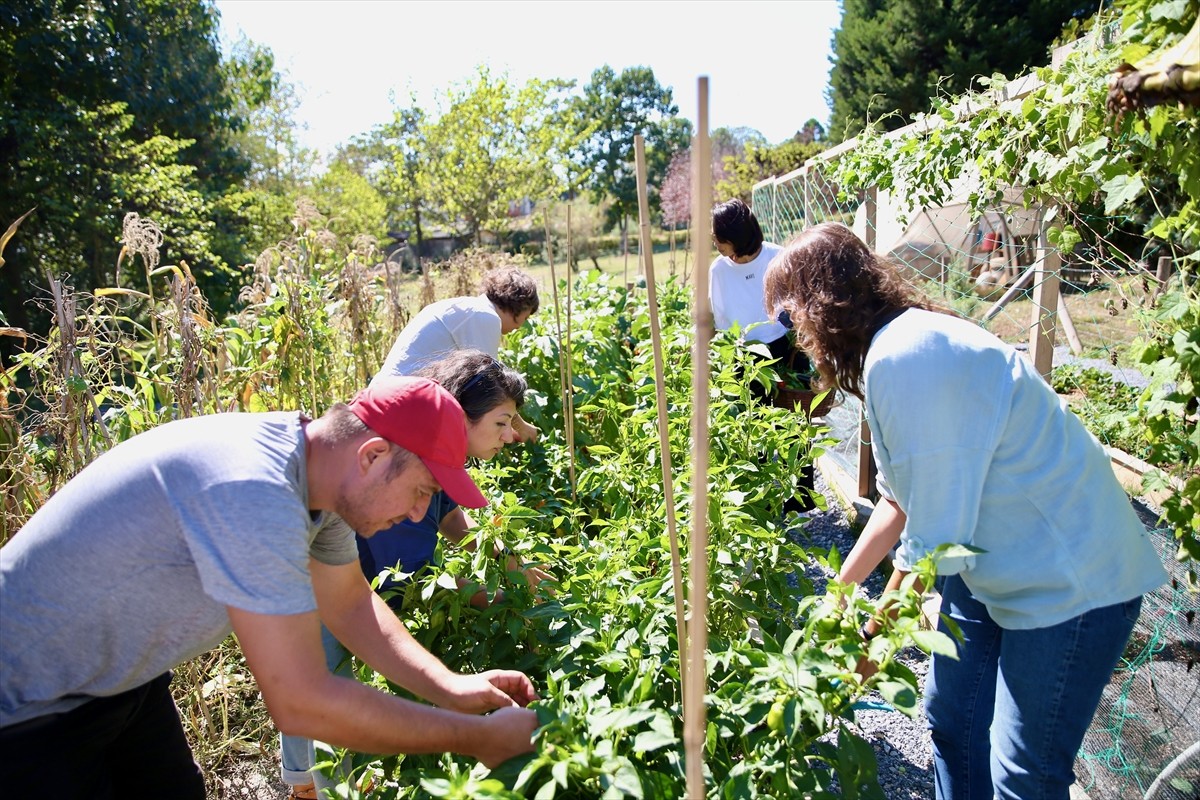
[347,376,487,508]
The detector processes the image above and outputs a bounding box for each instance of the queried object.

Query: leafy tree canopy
[419,67,584,246]
[716,138,828,203]
[1,0,252,345]
[828,0,1097,142]
[570,65,692,234]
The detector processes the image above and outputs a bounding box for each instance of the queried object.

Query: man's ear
[357,436,392,475]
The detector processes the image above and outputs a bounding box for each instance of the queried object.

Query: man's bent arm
[309,559,536,711]
[228,605,536,767]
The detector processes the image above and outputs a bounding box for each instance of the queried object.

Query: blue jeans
[924,575,1141,800]
[279,624,353,786]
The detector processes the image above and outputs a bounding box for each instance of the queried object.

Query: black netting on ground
[1076,520,1199,800]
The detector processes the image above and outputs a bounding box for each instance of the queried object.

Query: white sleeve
[709,260,730,331]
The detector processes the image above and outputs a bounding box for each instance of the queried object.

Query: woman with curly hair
[763,222,1165,800]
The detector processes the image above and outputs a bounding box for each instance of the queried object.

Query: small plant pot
[774,385,836,417]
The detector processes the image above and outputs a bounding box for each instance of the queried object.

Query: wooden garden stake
[684,76,713,800]
[542,210,576,501]
[565,205,577,502]
[634,134,689,693]
[1056,293,1083,356]
[1030,207,1062,380]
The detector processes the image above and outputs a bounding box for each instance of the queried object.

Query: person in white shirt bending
[710,198,817,510]
[377,264,541,443]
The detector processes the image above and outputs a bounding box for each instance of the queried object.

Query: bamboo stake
[684,76,712,800]
[543,210,575,500]
[635,134,689,694]
[1056,292,1083,356]
[565,205,577,502]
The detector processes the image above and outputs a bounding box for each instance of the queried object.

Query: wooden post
[1154,255,1174,302]
[635,134,688,693]
[1057,293,1083,356]
[858,187,879,501]
[802,166,812,229]
[565,205,577,501]
[1029,208,1062,381]
[684,76,712,800]
[542,211,575,500]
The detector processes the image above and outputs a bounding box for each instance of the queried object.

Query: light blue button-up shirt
[865,309,1166,629]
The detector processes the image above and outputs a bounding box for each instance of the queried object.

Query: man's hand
[440,669,538,714]
[472,707,539,768]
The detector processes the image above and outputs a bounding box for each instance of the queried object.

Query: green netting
[754,157,1198,800]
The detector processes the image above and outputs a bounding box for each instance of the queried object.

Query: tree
[827,0,1097,142]
[659,150,693,229]
[715,139,827,203]
[658,145,742,227]
[0,0,251,347]
[377,106,433,263]
[794,118,827,145]
[570,66,692,245]
[221,34,315,260]
[310,160,388,243]
[224,36,314,194]
[420,68,583,246]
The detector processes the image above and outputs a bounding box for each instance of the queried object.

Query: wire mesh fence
[752,78,1196,800]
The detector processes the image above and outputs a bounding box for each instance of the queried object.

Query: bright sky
[215,0,843,160]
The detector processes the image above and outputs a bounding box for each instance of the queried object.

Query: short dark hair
[482,266,539,317]
[712,199,764,258]
[320,404,417,480]
[417,350,527,423]
[321,403,370,442]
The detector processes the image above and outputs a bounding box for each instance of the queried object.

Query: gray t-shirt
[0,411,357,728]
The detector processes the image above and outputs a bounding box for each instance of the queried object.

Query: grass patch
[977,276,1152,365]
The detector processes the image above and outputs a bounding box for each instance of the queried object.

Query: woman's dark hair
[416,350,526,423]
[762,222,941,400]
[712,199,764,258]
[482,266,540,317]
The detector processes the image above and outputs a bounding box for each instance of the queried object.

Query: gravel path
[789,468,936,799]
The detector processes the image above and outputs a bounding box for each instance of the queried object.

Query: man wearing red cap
[0,377,538,799]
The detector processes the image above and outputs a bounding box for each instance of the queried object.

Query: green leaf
[1100,173,1146,214]
[876,679,920,713]
[632,729,678,753]
[909,629,959,658]
[931,543,986,560]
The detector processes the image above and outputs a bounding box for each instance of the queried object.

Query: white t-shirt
[708,242,787,343]
[0,412,357,727]
[375,294,501,383]
[865,309,1166,629]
